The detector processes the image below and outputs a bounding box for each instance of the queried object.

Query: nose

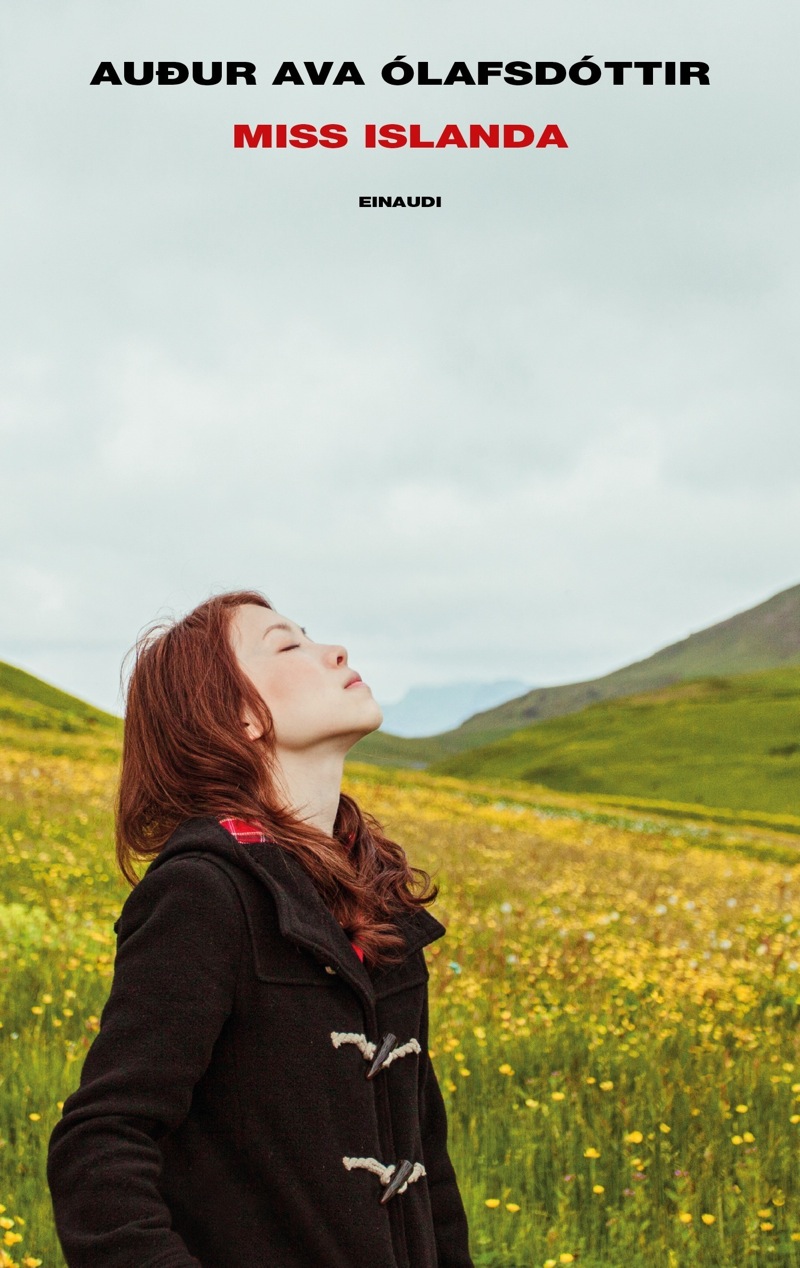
[327,643,348,666]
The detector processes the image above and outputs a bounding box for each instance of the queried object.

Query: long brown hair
[115,590,438,966]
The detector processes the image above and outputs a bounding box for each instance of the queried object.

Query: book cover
[2,2,798,1264]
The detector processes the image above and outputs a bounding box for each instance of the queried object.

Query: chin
[353,699,384,737]
[362,702,384,734]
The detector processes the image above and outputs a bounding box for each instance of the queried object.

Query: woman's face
[229,603,383,752]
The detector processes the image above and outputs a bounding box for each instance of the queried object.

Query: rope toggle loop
[342,1156,426,1202]
[330,1030,422,1079]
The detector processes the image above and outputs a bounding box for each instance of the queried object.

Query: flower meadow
[0,742,799,1267]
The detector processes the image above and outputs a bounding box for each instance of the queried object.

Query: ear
[241,706,264,741]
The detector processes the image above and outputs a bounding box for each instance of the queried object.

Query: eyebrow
[262,622,307,639]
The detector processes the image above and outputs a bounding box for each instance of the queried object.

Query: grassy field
[432,668,800,818]
[1,709,799,1265]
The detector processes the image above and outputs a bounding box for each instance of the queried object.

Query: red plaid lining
[219,817,268,845]
[218,817,365,963]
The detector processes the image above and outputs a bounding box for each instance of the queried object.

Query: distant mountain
[432,665,800,818]
[351,581,800,767]
[379,680,530,737]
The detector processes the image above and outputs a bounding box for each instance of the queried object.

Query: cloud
[2,0,799,711]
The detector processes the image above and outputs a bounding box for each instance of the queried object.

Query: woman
[47,590,474,1268]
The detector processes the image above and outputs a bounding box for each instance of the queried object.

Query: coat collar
[146,816,446,1007]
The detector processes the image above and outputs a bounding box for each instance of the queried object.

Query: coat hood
[137,815,446,1007]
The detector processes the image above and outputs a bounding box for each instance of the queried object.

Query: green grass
[0,662,117,726]
[0,661,121,763]
[433,667,800,818]
[2,669,800,1267]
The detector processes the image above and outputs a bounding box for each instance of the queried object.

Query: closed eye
[280,644,300,652]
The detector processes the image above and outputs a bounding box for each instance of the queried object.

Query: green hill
[352,580,800,766]
[348,729,447,768]
[0,660,121,760]
[431,665,800,817]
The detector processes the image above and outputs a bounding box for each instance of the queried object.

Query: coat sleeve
[417,978,475,1268]
[47,856,244,1268]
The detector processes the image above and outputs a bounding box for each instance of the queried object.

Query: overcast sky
[2,0,799,715]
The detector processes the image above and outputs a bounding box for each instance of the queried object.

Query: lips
[344,672,364,688]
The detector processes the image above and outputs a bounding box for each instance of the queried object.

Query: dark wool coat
[47,817,475,1268]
